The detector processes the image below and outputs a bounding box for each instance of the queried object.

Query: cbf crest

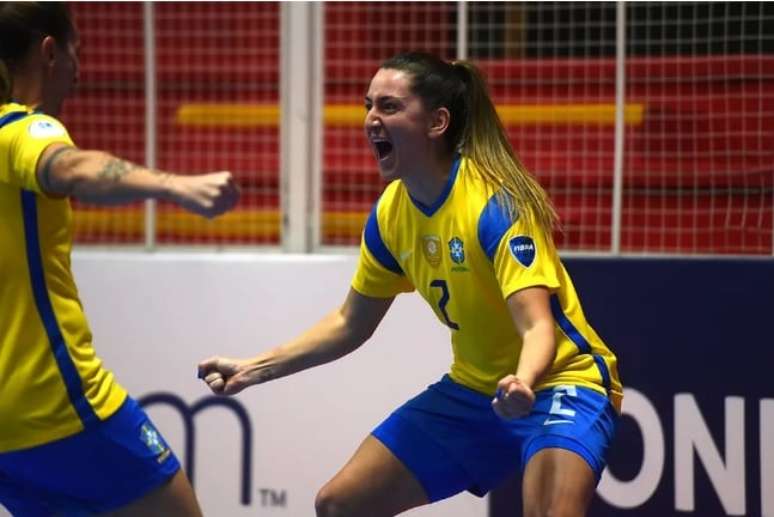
[140,423,171,462]
[140,423,166,454]
[448,237,465,264]
[421,235,442,267]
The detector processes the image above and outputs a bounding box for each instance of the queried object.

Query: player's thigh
[101,469,202,517]
[521,447,596,517]
[316,435,429,517]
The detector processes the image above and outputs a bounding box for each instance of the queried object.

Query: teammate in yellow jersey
[0,3,238,516]
[200,51,622,517]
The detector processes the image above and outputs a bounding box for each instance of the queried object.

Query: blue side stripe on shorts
[550,294,611,392]
[21,190,99,428]
[364,201,403,275]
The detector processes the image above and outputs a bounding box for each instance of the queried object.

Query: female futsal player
[200,51,622,517]
[0,3,238,515]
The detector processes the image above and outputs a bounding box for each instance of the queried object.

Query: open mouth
[373,140,394,161]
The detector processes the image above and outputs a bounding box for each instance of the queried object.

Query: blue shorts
[372,375,618,503]
[0,396,180,516]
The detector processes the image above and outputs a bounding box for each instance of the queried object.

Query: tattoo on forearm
[98,159,138,182]
[41,146,75,191]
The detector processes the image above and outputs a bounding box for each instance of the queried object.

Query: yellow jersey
[352,156,622,411]
[0,103,126,452]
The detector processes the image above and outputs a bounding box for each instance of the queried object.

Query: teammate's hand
[491,374,535,420]
[197,356,253,396]
[168,171,239,218]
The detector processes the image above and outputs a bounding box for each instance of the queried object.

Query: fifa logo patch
[448,237,465,264]
[140,423,171,463]
[509,236,536,267]
[422,235,442,268]
[28,119,66,139]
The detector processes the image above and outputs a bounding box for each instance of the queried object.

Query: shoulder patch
[508,236,536,267]
[28,119,66,139]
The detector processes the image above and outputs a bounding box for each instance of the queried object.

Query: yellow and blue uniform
[355,155,621,500]
[352,155,622,408]
[0,103,179,515]
[0,102,127,452]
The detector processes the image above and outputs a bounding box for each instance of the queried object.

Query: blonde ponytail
[380,52,558,238]
[454,61,558,238]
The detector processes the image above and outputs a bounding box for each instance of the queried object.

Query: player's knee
[315,483,354,517]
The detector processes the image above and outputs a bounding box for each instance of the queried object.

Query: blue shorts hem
[372,413,471,503]
[94,457,181,513]
[0,396,183,514]
[372,378,618,502]
[522,434,603,482]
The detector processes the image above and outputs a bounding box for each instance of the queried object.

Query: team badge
[140,423,171,462]
[421,235,442,267]
[448,237,465,264]
[509,236,536,267]
[28,119,66,139]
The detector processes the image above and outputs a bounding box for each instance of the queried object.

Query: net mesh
[322,2,457,245]
[63,1,773,254]
[63,2,145,244]
[622,2,773,253]
[469,2,619,252]
[154,2,280,245]
[64,2,281,246]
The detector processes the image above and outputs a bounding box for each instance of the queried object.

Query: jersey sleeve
[351,203,415,298]
[493,218,561,299]
[477,192,560,300]
[0,113,74,192]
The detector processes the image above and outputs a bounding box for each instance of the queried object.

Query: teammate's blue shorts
[0,396,181,516]
[372,375,618,503]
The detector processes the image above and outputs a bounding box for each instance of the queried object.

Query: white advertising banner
[5,252,770,517]
[51,252,489,517]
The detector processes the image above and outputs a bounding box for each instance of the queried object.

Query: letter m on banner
[139,393,253,505]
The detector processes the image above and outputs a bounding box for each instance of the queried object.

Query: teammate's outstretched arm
[198,288,394,395]
[36,143,239,218]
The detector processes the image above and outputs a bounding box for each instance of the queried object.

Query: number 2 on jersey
[430,279,459,330]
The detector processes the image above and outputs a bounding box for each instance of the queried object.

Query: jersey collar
[408,154,461,217]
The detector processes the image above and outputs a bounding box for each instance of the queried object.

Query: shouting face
[364,68,439,182]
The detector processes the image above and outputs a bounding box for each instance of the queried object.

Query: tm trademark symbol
[258,488,287,508]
